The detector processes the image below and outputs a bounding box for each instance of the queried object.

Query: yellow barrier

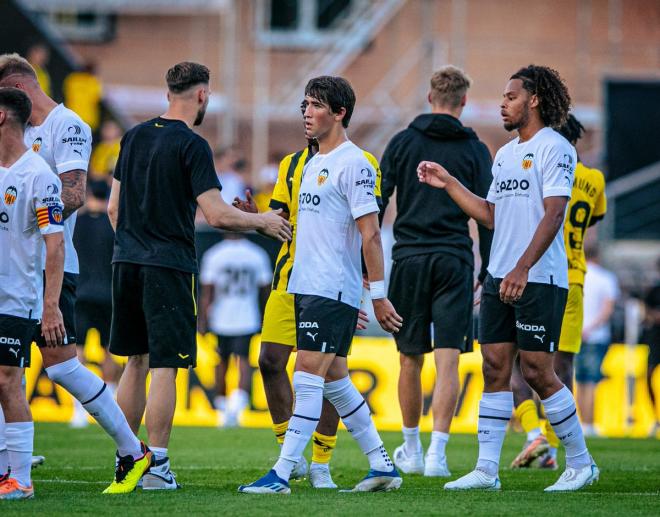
[27,333,659,437]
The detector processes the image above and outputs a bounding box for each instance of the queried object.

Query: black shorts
[109,263,197,369]
[216,333,253,359]
[0,314,38,368]
[478,274,567,352]
[649,344,660,369]
[294,294,358,358]
[388,253,474,355]
[76,300,112,348]
[34,272,78,347]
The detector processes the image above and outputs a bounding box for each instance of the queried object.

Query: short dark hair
[304,76,356,128]
[0,87,32,128]
[556,113,585,145]
[166,62,210,93]
[510,65,571,128]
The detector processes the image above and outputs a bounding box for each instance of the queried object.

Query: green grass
[3,423,659,515]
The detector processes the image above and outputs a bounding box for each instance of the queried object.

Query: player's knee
[259,347,287,377]
[0,369,21,399]
[520,362,546,391]
[399,353,424,370]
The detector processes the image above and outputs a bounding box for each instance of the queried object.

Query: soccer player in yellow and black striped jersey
[239,102,381,488]
[510,114,606,470]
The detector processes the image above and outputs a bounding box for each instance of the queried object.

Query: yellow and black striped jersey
[564,162,606,286]
[268,144,382,292]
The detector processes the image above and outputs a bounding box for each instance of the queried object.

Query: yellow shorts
[558,283,583,354]
[261,289,296,347]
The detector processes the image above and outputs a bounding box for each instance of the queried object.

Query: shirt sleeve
[363,151,382,208]
[604,272,619,301]
[199,249,216,285]
[185,137,221,198]
[594,175,607,218]
[33,170,64,235]
[541,138,575,199]
[269,154,293,212]
[339,160,380,220]
[486,150,501,204]
[52,115,92,174]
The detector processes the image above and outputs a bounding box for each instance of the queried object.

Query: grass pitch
[3,423,659,515]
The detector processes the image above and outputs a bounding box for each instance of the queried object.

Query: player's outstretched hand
[232,189,258,213]
[417,161,452,189]
[356,308,370,331]
[41,303,65,347]
[260,209,292,242]
[500,264,529,304]
[372,298,403,333]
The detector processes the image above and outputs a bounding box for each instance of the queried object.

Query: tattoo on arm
[60,169,87,219]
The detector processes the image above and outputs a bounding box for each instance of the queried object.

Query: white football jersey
[486,127,575,288]
[200,238,272,336]
[24,104,92,274]
[0,150,64,319]
[288,141,379,309]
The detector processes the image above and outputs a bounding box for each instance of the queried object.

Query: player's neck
[162,105,197,128]
[431,105,463,119]
[316,126,347,155]
[29,92,58,127]
[0,133,28,168]
[517,115,545,143]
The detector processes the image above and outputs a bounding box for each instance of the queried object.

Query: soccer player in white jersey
[0,54,151,493]
[198,233,272,426]
[418,65,598,492]
[239,76,403,494]
[0,87,65,499]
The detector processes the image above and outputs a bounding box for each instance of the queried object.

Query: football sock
[476,391,513,477]
[324,376,393,471]
[272,420,289,446]
[46,358,142,458]
[544,417,561,448]
[273,372,324,481]
[311,431,337,465]
[428,431,449,457]
[515,399,542,441]
[6,421,32,486]
[0,408,7,475]
[151,447,168,463]
[402,425,422,455]
[542,386,591,468]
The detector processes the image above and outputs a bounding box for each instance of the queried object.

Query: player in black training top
[107,62,291,491]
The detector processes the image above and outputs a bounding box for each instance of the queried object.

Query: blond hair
[0,53,37,83]
[429,65,472,108]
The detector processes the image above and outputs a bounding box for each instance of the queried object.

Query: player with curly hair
[418,65,599,492]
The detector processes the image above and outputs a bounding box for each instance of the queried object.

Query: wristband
[369,280,386,300]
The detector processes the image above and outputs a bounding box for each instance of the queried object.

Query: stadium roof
[19,0,229,14]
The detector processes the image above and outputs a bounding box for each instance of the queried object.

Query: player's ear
[334,106,346,123]
[460,94,467,108]
[0,109,5,126]
[529,93,539,109]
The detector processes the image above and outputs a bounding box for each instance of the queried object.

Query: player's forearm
[209,203,265,233]
[515,206,565,272]
[445,177,494,229]
[361,227,385,282]
[60,169,87,219]
[44,237,65,307]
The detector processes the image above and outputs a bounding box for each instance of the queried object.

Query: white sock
[402,425,422,455]
[542,386,591,468]
[273,372,324,481]
[46,357,142,458]
[151,447,168,462]
[0,407,7,475]
[324,376,393,472]
[428,431,449,458]
[475,391,513,477]
[527,428,542,441]
[227,389,249,420]
[213,395,226,411]
[6,421,33,486]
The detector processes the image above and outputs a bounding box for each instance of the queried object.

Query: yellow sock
[311,431,337,464]
[515,399,541,434]
[272,420,289,446]
[544,419,560,448]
